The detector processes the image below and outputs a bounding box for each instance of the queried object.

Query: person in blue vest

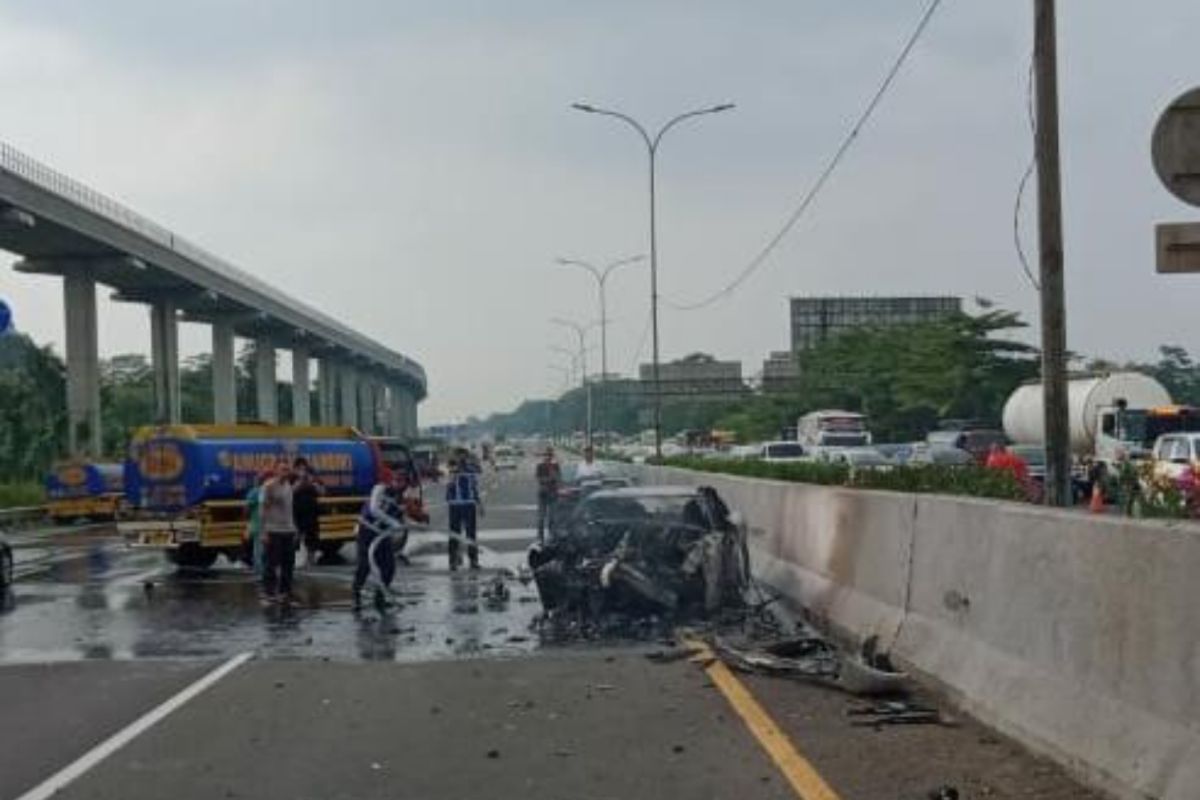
[445,449,484,570]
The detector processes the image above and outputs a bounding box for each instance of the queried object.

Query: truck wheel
[319,541,344,563]
[168,544,218,571]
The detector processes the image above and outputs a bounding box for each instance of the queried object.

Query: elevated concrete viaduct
[0,142,425,454]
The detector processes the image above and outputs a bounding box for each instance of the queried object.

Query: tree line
[485,309,1200,445]
[0,335,303,482]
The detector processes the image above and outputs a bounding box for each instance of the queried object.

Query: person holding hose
[446,449,483,571]
[352,469,411,611]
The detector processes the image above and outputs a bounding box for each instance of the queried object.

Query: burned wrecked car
[529,485,751,620]
[547,473,635,536]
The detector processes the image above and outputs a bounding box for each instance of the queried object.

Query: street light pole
[551,317,593,448]
[572,102,734,459]
[556,254,646,434]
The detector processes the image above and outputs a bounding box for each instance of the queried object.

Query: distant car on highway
[0,532,13,592]
[1150,432,1200,482]
[821,447,893,471]
[760,441,806,463]
[908,443,975,466]
[493,446,520,471]
[874,443,916,465]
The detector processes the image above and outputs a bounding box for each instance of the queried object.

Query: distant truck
[45,461,126,523]
[797,410,872,449]
[1001,372,1200,467]
[119,424,393,569]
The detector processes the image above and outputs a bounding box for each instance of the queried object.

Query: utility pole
[1034,0,1071,506]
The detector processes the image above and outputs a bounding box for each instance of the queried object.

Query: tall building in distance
[638,353,746,400]
[790,295,962,352]
[761,350,801,394]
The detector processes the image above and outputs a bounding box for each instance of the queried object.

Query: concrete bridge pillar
[291,344,310,426]
[359,378,376,434]
[63,270,101,456]
[149,299,181,424]
[339,364,359,428]
[408,394,419,437]
[254,338,277,423]
[211,318,237,424]
[317,357,336,424]
[388,384,405,438]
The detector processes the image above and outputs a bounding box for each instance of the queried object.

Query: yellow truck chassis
[47,493,127,524]
[120,495,364,569]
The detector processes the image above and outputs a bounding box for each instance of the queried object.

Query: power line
[1013,48,1041,292]
[666,0,947,312]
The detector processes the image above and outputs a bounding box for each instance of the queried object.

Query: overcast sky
[0,1,1197,423]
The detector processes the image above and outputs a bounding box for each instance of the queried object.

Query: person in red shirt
[985,443,1030,486]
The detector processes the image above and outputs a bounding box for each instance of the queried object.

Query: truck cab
[797,410,872,449]
[1097,405,1200,465]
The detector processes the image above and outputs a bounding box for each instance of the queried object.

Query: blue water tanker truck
[119,423,389,569]
[45,461,126,523]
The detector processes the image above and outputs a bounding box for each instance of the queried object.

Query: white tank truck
[1002,372,1200,468]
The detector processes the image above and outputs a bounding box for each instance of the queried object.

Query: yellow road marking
[686,639,843,800]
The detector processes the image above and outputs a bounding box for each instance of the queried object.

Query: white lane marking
[15,651,254,800]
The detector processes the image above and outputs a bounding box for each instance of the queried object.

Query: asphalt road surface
[0,461,1105,799]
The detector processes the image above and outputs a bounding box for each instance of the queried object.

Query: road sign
[0,298,11,335]
[1157,222,1200,273]
[1152,87,1200,207]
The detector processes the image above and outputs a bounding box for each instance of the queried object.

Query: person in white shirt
[573,446,603,482]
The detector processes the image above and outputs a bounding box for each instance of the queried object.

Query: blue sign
[0,299,11,335]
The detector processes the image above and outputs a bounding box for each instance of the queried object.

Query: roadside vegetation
[0,482,45,509]
[655,455,1027,501]
[0,333,316,484]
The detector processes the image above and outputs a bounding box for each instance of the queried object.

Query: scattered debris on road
[847,700,954,728]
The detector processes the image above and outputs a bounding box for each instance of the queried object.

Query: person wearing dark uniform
[291,457,324,568]
[534,447,561,543]
[445,451,483,570]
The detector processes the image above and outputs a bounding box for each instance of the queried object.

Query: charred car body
[529,485,751,621]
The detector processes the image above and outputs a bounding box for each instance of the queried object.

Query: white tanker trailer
[1002,372,1200,466]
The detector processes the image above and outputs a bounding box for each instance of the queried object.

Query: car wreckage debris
[531,483,907,696]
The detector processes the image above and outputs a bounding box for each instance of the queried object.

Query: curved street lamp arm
[571,103,653,151]
[652,103,736,151]
[555,258,603,283]
[600,253,647,284]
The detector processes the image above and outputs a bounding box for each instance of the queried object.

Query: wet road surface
[0,463,1105,799]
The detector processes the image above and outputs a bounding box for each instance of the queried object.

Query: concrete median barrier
[631,463,1200,800]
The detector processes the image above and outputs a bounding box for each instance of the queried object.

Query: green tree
[0,334,66,480]
[794,310,1039,441]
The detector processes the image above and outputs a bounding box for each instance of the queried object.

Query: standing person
[291,457,324,568]
[352,469,410,611]
[244,471,270,577]
[446,449,483,570]
[574,445,602,482]
[534,447,561,543]
[260,459,298,604]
